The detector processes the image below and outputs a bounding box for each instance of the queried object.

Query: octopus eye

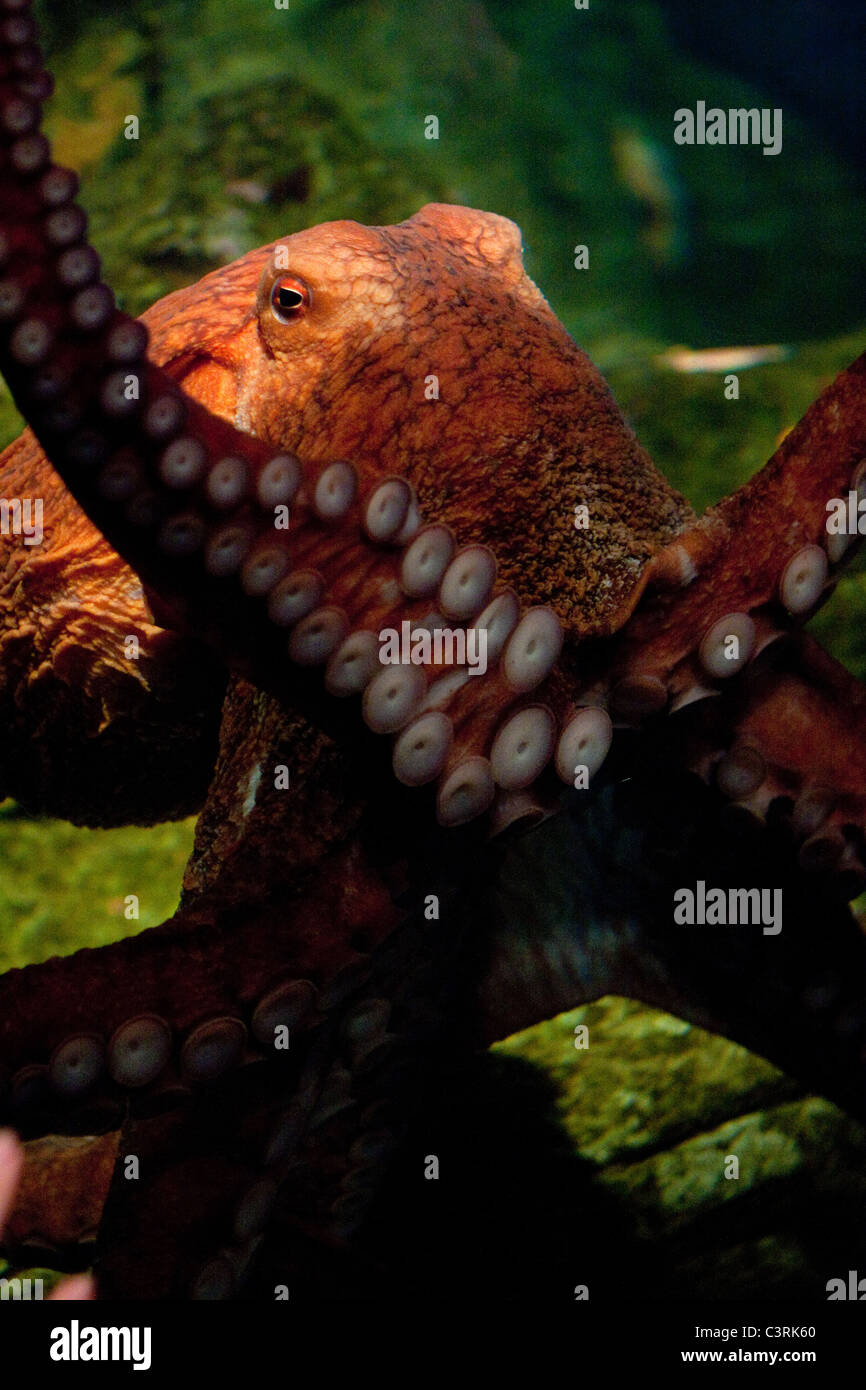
[270,275,311,322]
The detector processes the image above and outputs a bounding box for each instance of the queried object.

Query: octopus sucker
[0,0,865,1300]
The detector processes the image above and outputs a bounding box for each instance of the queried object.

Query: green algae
[0,1260,77,1297]
[496,998,798,1168]
[494,1001,866,1297]
[0,804,195,971]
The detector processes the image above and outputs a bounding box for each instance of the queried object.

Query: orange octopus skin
[145,203,694,635]
[1,3,866,1301]
[0,202,694,830]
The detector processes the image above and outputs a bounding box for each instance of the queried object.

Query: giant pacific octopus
[0,0,865,1299]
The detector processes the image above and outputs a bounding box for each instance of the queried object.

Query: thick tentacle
[0,426,225,824]
[544,352,866,889]
[2,1130,117,1255]
[0,677,488,1296]
[676,633,866,887]
[94,887,477,1300]
[607,348,866,699]
[0,687,404,1131]
[477,735,866,1120]
[0,828,403,1134]
[0,5,688,829]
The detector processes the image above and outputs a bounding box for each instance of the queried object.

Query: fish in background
[612,126,690,267]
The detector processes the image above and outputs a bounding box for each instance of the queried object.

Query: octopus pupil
[278,287,303,310]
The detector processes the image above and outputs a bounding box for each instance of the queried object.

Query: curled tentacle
[0,6,697,828]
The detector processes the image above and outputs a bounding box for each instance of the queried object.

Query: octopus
[0,0,864,1299]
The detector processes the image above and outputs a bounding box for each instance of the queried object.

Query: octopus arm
[0,431,225,824]
[2,1130,118,1255]
[477,712,866,1120]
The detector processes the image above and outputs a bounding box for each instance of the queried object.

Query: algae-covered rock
[495,1004,866,1297]
[0,804,195,972]
[497,998,797,1166]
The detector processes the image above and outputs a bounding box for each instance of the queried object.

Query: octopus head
[142,204,691,636]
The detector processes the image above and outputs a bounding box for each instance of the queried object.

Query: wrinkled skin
[147,206,692,629]
[0,4,865,1299]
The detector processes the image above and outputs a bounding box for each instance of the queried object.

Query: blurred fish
[612,127,689,266]
[656,343,791,373]
[225,179,270,205]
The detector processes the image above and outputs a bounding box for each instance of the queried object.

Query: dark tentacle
[478,731,866,1121]
[0,427,226,824]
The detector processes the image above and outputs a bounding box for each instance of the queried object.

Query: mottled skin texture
[151,206,693,632]
[0,203,692,825]
[0,5,865,1299]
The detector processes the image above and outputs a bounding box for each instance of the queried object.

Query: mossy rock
[0,804,195,972]
[496,1003,866,1297]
